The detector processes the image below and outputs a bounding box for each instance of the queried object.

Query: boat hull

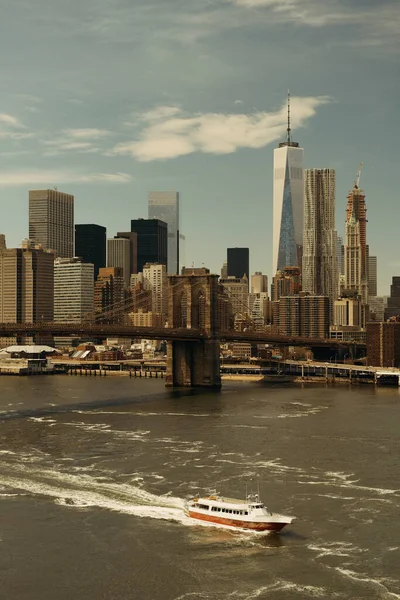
[188,511,288,532]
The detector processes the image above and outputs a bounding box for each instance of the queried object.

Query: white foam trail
[335,568,400,599]
[172,581,330,599]
[308,540,366,559]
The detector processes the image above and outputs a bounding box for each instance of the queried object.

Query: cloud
[40,128,111,155]
[0,114,23,128]
[111,95,330,162]
[0,170,133,186]
[62,128,110,140]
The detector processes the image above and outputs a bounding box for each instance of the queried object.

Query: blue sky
[0,0,398,294]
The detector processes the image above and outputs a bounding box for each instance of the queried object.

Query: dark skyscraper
[130,219,168,273]
[75,224,106,280]
[385,277,400,320]
[227,247,249,281]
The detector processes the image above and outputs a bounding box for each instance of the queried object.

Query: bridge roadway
[0,322,366,349]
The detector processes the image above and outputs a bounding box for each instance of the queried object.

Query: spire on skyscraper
[287,89,291,144]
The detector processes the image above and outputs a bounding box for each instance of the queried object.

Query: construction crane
[354,162,363,188]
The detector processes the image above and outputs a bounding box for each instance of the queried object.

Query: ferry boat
[186,492,294,533]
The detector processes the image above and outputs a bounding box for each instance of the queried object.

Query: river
[0,376,399,599]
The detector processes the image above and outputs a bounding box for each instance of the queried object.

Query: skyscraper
[302,169,338,313]
[54,258,94,322]
[130,219,168,273]
[75,224,106,280]
[227,248,249,281]
[344,172,368,304]
[368,256,377,298]
[251,272,268,294]
[107,237,131,287]
[148,192,183,274]
[143,262,168,323]
[116,231,138,276]
[0,238,54,346]
[273,94,304,274]
[29,189,74,258]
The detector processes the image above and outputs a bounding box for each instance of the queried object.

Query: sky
[0,0,399,294]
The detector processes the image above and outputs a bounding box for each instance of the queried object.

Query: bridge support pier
[165,339,221,388]
[165,272,221,388]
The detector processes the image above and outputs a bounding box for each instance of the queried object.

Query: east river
[0,376,399,599]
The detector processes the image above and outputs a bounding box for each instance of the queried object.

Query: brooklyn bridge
[0,273,365,387]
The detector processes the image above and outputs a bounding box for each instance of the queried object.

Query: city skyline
[0,0,398,294]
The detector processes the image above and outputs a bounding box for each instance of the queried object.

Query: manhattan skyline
[0,0,398,294]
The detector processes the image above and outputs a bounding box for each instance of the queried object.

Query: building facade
[272,266,301,302]
[277,293,330,338]
[142,262,168,324]
[107,237,131,287]
[302,168,338,315]
[333,296,362,327]
[367,322,400,367]
[130,219,168,273]
[344,180,368,303]
[273,98,304,273]
[29,189,74,258]
[368,256,377,298]
[251,272,268,294]
[54,258,94,322]
[0,239,54,346]
[116,231,138,276]
[75,224,106,280]
[219,276,249,322]
[148,191,183,275]
[94,267,126,323]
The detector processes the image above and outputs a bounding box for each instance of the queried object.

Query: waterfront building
[130,219,168,273]
[277,293,330,338]
[367,322,400,367]
[142,262,168,324]
[384,277,400,320]
[0,238,54,347]
[148,191,183,275]
[75,224,106,280]
[273,94,304,273]
[302,168,338,316]
[220,262,228,279]
[251,272,268,294]
[107,237,131,287]
[54,258,94,322]
[29,189,74,258]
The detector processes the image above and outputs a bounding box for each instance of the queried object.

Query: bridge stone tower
[166,271,221,388]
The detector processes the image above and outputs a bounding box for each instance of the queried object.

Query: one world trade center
[272,94,304,275]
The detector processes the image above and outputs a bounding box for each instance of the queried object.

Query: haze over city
[1,0,399,293]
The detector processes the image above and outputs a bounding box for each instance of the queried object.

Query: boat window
[198,504,209,510]
[245,511,248,515]
[218,508,221,512]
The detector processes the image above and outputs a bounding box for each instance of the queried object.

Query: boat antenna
[245,481,248,500]
[257,480,260,501]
